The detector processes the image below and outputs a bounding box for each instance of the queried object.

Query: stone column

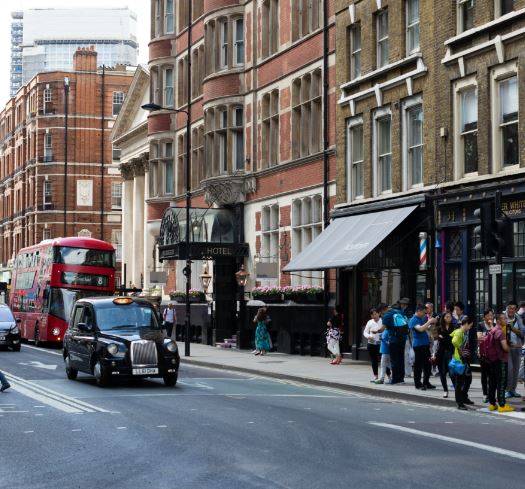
[131,158,146,288]
[119,163,134,288]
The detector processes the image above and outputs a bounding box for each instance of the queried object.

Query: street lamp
[235,264,249,287]
[199,262,212,294]
[63,76,69,236]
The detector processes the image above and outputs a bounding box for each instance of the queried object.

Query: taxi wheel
[65,354,78,380]
[93,360,110,387]
[163,373,178,387]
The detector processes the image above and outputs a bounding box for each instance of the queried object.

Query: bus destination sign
[61,272,109,287]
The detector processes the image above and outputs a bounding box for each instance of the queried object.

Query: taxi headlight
[52,328,60,336]
[107,343,119,355]
[11,326,20,335]
[166,341,177,352]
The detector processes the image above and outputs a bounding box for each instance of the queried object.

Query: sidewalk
[180,344,525,412]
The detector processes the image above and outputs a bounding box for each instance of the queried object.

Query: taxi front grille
[130,340,158,366]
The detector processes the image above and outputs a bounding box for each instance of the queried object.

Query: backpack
[392,312,409,340]
[478,329,499,363]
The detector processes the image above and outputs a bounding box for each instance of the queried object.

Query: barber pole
[419,232,428,271]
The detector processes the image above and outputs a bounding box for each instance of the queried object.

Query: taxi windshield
[95,303,160,331]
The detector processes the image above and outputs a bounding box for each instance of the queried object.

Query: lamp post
[235,264,250,349]
[63,76,69,236]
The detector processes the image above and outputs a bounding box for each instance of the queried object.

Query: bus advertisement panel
[10,237,116,345]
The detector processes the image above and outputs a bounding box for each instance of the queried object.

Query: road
[0,344,524,489]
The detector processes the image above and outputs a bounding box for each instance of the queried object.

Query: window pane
[235,132,244,170]
[500,77,518,122]
[463,132,478,173]
[502,122,519,166]
[352,161,363,197]
[380,155,391,191]
[235,19,244,64]
[407,0,419,23]
[165,160,174,194]
[408,106,423,146]
[351,124,363,162]
[461,89,477,131]
[378,117,391,154]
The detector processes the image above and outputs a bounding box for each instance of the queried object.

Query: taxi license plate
[132,368,158,375]
[0,336,5,341]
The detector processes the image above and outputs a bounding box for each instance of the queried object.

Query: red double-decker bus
[10,237,116,345]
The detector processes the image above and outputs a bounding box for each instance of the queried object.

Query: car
[63,296,180,387]
[0,304,21,351]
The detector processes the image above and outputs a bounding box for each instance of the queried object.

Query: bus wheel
[64,354,78,380]
[34,325,41,347]
[93,360,110,387]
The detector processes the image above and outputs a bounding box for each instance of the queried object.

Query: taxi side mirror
[78,322,93,332]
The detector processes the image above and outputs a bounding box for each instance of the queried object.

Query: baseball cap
[399,297,410,305]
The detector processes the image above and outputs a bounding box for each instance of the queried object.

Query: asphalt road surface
[1,343,524,489]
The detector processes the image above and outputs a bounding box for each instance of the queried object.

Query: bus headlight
[165,341,177,353]
[107,343,119,355]
[52,328,60,336]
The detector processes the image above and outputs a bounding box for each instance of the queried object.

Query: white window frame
[495,0,514,18]
[154,0,161,37]
[402,96,424,190]
[112,229,123,262]
[43,180,52,205]
[164,0,174,34]
[163,141,174,195]
[111,182,122,209]
[346,116,364,201]
[233,106,244,171]
[43,228,51,240]
[218,109,228,173]
[453,76,478,180]
[490,61,519,173]
[220,20,228,69]
[112,91,125,116]
[406,0,420,54]
[457,0,474,34]
[44,132,52,161]
[43,88,52,103]
[163,67,174,108]
[261,204,280,275]
[349,24,361,80]
[233,18,244,66]
[373,106,392,196]
[377,10,389,69]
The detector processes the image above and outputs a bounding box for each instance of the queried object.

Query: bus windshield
[54,247,115,268]
[49,288,110,321]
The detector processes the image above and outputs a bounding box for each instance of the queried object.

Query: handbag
[448,357,466,376]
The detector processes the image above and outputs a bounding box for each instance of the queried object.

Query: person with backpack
[477,309,494,403]
[381,298,410,384]
[451,317,474,410]
[436,311,457,398]
[485,313,513,412]
[162,303,177,338]
[503,301,525,399]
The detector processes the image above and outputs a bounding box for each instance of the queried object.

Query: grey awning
[283,205,417,272]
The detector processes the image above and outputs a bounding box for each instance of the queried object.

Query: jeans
[367,343,380,377]
[389,342,405,384]
[480,359,490,397]
[488,360,508,407]
[455,366,472,406]
[164,321,174,338]
[380,354,391,381]
[0,370,9,387]
[507,348,521,393]
[404,340,413,376]
[437,346,454,392]
[413,345,431,388]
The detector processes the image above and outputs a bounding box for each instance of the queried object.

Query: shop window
[348,24,361,80]
[448,265,463,303]
[346,118,364,201]
[261,0,279,58]
[262,90,280,168]
[291,196,323,286]
[457,0,474,33]
[376,9,389,68]
[447,230,463,259]
[514,221,525,257]
[406,0,420,54]
[473,266,489,324]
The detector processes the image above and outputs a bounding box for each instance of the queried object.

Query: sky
[0,0,150,106]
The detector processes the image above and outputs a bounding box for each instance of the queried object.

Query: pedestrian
[0,370,10,392]
[381,299,410,384]
[254,308,271,356]
[363,308,382,381]
[326,305,344,365]
[477,309,494,403]
[162,302,177,338]
[409,304,437,391]
[425,302,439,376]
[435,310,456,398]
[504,301,525,399]
[451,317,474,410]
[375,327,392,384]
[454,301,467,323]
[487,313,513,412]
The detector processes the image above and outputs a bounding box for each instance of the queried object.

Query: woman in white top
[363,308,382,381]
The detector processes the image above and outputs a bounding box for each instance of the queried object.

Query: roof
[77,297,156,308]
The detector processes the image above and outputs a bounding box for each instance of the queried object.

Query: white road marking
[157,425,168,428]
[247,421,255,424]
[34,414,43,416]
[445,421,454,424]
[22,344,62,356]
[23,431,34,434]
[116,427,127,430]
[408,421,415,424]
[18,361,57,370]
[72,429,82,432]
[287,420,296,423]
[369,422,525,461]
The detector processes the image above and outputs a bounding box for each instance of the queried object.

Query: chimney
[73,46,98,72]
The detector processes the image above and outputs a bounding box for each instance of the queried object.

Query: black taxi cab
[63,296,179,387]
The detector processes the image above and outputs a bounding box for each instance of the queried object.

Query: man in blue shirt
[409,304,437,390]
[382,298,410,384]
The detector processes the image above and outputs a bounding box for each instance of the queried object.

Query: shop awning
[283,205,418,272]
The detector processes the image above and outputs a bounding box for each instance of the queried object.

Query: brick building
[0,47,134,284]
[124,0,337,344]
[296,0,525,355]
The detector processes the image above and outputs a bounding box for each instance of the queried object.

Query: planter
[252,294,283,303]
[189,296,206,303]
[169,295,186,302]
[292,293,323,304]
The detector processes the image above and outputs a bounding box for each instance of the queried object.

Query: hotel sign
[159,243,249,261]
